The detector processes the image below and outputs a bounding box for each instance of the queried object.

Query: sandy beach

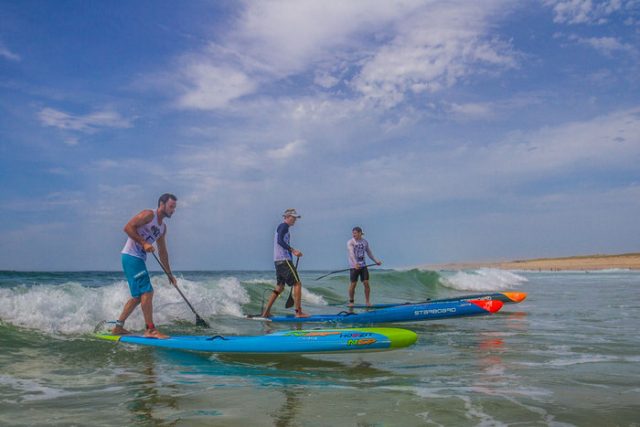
[426,252,640,271]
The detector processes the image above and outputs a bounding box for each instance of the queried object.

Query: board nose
[388,328,418,349]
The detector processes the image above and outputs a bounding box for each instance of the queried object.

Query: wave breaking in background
[440,268,528,291]
[0,267,526,335]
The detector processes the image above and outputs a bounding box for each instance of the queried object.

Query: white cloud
[173,0,518,110]
[38,108,133,133]
[353,3,517,107]
[267,139,306,160]
[544,0,627,25]
[314,72,340,89]
[177,61,258,110]
[172,1,419,110]
[64,136,79,146]
[342,107,640,207]
[164,81,640,220]
[0,42,21,61]
[447,102,496,119]
[571,35,637,56]
[7,191,85,212]
[488,107,640,175]
[232,0,421,75]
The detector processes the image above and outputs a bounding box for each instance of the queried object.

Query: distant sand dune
[425,253,640,271]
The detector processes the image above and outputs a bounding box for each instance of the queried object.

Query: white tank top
[121,210,166,260]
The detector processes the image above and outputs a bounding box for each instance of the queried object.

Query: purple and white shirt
[347,237,378,268]
[274,222,293,262]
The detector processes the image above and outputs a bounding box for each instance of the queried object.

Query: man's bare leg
[363,280,371,306]
[294,283,309,317]
[261,285,284,317]
[348,281,357,306]
[112,297,141,334]
[140,291,168,339]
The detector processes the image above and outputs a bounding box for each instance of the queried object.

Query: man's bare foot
[260,312,271,318]
[111,325,130,335]
[144,328,169,339]
[295,311,310,318]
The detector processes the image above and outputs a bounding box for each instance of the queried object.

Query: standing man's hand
[143,242,155,253]
[292,249,303,257]
[168,274,178,286]
[376,260,383,266]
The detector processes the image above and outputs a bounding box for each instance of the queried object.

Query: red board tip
[469,299,503,313]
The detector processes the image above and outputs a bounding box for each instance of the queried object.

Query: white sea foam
[441,268,527,291]
[241,278,277,286]
[247,281,327,306]
[301,287,326,305]
[0,275,250,335]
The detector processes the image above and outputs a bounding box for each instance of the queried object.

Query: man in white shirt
[347,226,382,307]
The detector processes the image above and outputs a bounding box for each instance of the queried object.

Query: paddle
[151,251,210,328]
[315,263,378,280]
[285,256,299,309]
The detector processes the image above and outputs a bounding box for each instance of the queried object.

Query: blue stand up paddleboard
[349,292,527,309]
[251,299,503,324]
[95,327,417,354]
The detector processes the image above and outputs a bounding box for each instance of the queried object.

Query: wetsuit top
[121,210,166,260]
[347,237,378,268]
[274,222,293,262]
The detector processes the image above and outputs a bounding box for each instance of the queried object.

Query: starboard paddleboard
[249,299,502,324]
[347,291,527,309]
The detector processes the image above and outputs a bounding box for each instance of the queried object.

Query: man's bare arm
[124,209,155,251]
[156,231,177,285]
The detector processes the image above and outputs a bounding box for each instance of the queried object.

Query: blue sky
[1,0,639,271]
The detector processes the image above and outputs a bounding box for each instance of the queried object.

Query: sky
[1,0,639,271]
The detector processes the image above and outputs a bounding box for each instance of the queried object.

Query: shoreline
[425,252,640,271]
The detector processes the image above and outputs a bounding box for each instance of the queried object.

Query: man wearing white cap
[261,208,309,318]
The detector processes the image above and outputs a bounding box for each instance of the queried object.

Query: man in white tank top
[112,193,177,339]
[347,226,382,307]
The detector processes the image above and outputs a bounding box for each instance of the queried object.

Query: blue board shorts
[122,253,153,297]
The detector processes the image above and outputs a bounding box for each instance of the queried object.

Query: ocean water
[0,268,638,426]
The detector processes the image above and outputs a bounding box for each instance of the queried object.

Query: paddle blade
[285,288,294,308]
[196,315,210,328]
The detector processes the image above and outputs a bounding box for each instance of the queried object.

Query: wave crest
[442,268,527,291]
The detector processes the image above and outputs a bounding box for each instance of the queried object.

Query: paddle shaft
[285,256,299,308]
[151,251,210,328]
[315,263,378,280]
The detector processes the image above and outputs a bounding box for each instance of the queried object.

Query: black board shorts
[275,260,300,286]
[350,267,370,283]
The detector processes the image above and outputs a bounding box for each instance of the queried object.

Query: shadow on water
[125,352,180,427]
[113,346,404,426]
[152,347,394,387]
[270,387,301,427]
